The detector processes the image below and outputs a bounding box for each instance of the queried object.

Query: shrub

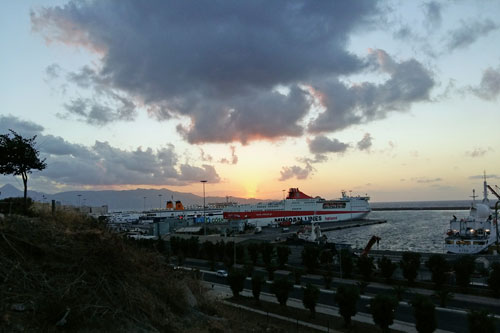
[251,274,264,303]
[334,284,360,327]
[379,256,397,282]
[400,252,421,284]
[411,294,436,333]
[487,262,500,297]
[270,277,294,307]
[432,288,454,307]
[302,245,320,273]
[340,249,353,278]
[261,243,274,267]
[467,309,496,333]
[357,256,375,281]
[276,245,291,268]
[293,267,304,285]
[426,254,450,288]
[302,283,320,318]
[370,294,398,332]
[247,243,260,265]
[453,255,475,289]
[323,266,333,289]
[227,268,246,297]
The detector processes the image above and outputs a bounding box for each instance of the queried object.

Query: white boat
[445,178,499,254]
[223,188,371,227]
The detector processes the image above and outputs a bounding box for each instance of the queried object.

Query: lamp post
[158,194,162,210]
[201,180,207,236]
[143,196,147,211]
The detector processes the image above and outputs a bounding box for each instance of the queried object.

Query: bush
[302,245,320,273]
[411,294,436,333]
[293,267,304,285]
[276,245,291,268]
[323,266,333,289]
[379,256,397,282]
[0,197,34,215]
[261,243,274,267]
[334,284,360,327]
[270,277,294,307]
[247,243,260,265]
[426,254,450,288]
[251,274,264,303]
[467,309,496,333]
[370,294,398,332]
[432,288,454,307]
[302,283,320,318]
[227,268,246,297]
[340,249,353,278]
[453,255,475,289]
[400,252,421,284]
[487,262,500,297]
[357,256,375,281]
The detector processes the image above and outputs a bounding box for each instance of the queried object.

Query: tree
[261,243,274,267]
[379,256,397,282]
[319,249,334,265]
[235,244,245,264]
[357,256,375,281]
[301,245,320,273]
[467,309,496,333]
[334,284,360,327]
[0,130,46,212]
[323,266,333,289]
[247,243,260,265]
[453,255,475,289]
[400,252,421,284]
[432,288,454,307]
[293,267,304,285]
[370,294,398,333]
[276,245,291,268]
[410,294,436,333]
[227,268,246,297]
[488,262,500,297]
[251,274,264,303]
[340,249,353,278]
[302,283,320,318]
[270,277,293,307]
[202,241,216,270]
[426,254,450,288]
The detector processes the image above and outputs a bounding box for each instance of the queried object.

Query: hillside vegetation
[0,210,210,332]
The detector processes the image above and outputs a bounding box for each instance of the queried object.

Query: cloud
[466,147,493,158]
[308,49,434,133]
[308,135,349,155]
[357,133,372,151]
[279,164,313,181]
[472,67,500,100]
[412,177,442,184]
[219,146,238,165]
[446,19,499,52]
[0,116,220,187]
[32,1,438,144]
[423,1,442,30]
[469,174,500,180]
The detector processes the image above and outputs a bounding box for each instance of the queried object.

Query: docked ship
[223,188,371,227]
[445,178,500,254]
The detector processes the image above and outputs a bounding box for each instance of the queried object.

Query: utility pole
[201,180,207,236]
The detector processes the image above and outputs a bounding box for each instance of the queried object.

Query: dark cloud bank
[32,1,434,145]
[0,116,220,187]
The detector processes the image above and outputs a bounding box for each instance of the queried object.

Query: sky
[1,0,499,202]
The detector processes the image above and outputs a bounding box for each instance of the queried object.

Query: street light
[143,196,147,211]
[201,180,207,236]
[158,194,163,210]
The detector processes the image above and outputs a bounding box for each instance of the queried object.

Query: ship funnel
[175,200,184,210]
[166,201,173,209]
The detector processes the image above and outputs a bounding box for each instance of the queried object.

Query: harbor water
[325,210,468,254]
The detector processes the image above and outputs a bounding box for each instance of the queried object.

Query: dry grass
[0,211,209,332]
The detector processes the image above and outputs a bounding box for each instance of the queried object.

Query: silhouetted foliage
[235,244,245,264]
[0,130,46,212]
[301,245,320,273]
[266,264,277,281]
[334,284,360,327]
[340,249,353,278]
[400,252,421,284]
[247,242,260,265]
[276,245,291,268]
[432,288,454,307]
[392,285,407,302]
[467,309,496,333]
[426,254,450,288]
[323,266,333,289]
[261,243,274,267]
[202,241,216,269]
[251,274,264,303]
[0,197,34,215]
[293,267,304,285]
[357,256,375,281]
[227,268,246,297]
[379,256,397,282]
[411,294,436,333]
[270,277,293,307]
[453,255,475,289]
[370,294,398,332]
[487,262,500,297]
[302,283,320,318]
[319,249,334,265]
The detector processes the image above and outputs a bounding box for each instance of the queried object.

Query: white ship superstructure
[223,188,371,227]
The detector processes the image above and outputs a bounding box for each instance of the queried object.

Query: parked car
[216,269,228,277]
[282,227,290,233]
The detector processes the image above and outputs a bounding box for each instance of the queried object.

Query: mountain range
[0,183,262,211]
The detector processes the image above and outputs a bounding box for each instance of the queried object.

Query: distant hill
[0,183,263,211]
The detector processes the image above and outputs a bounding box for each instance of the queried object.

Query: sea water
[325,210,468,254]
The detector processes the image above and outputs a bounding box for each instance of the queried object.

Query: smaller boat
[445,177,499,254]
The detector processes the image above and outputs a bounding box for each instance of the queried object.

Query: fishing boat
[445,177,500,254]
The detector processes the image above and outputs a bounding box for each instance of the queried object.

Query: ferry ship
[445,178,500,254]
[223,188,371,227]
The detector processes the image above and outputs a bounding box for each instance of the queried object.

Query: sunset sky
[1,1,499,202]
